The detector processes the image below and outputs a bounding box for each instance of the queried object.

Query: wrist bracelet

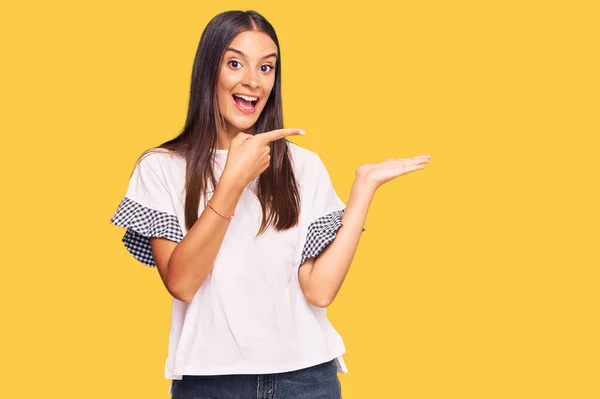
[206,201,234,221]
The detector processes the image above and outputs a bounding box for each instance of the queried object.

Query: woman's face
[216,30,278,135]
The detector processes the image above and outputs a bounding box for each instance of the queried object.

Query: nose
[241,67,259,90]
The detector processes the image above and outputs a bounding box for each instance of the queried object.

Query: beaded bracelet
[206,201,234,221]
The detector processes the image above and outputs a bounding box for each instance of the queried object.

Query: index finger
[257,128,306,144]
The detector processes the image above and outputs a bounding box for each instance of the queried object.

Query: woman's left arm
[298,155,431,308]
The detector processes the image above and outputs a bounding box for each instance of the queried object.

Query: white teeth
[234,94,258,102]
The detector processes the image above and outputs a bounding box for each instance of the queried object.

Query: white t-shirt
[110,141,353,394]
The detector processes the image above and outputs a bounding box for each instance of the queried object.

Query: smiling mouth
[232,94,258,113]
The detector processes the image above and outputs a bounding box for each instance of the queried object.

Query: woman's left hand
[355,154,431,190]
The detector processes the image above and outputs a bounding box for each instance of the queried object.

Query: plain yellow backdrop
[1,0,598,398]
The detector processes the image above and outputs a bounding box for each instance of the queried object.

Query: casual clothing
[170,359,341,399]
[110,141,358,395]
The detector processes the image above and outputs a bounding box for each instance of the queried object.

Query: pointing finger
[257,128,306,144]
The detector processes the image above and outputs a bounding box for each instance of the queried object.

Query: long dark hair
[138,10,300,236]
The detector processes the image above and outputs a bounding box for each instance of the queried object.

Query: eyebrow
[225,47,277,60]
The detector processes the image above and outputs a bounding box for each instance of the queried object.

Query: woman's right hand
[221,128,305,189]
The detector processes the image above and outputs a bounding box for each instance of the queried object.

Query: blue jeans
[171,359,342,399]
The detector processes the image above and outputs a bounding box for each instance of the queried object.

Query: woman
[110,9,430,399]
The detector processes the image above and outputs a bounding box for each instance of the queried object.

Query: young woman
[110,10,430,399]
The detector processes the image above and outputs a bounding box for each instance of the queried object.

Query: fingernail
[299,130,306,135]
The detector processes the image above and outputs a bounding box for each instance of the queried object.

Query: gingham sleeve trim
[299,209,366,267]
[110,197,184,267]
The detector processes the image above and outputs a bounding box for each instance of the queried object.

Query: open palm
[356,154,431,189]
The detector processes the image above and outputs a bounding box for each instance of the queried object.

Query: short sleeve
[299,154,365,267]
[109,153,184,267]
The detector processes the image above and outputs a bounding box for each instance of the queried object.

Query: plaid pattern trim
[110,197,184,267]
[299,209,366,267]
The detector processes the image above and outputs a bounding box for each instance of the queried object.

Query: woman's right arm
[150,128,305,303]
[151,175,244,303]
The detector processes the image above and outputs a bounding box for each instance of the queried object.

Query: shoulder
[134,148,185,176]
[287,141,334,175]
[286,141,319,170]
[137,148,182,165]
[122,148,185,210]
[286,141,336,194]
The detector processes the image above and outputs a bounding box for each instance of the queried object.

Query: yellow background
[1,0,598,398]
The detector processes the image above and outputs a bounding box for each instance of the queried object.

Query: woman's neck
[216,124,257,150]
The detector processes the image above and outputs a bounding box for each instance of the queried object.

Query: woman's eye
[260,65,274,73]
[228,60,241,68]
